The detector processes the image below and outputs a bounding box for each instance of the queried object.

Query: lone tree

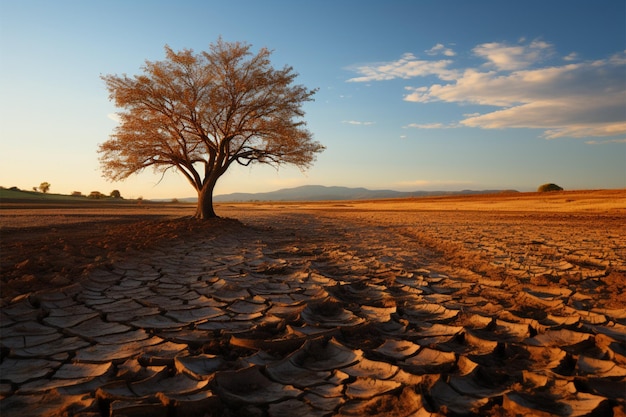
[39,182,51,193]
[537,183,563,192]
[100,39,324,219]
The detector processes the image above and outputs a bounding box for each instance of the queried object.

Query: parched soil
[2,190,624,304]
[1,207,222,301]
[221,201,626,310]
[1,190,625,416]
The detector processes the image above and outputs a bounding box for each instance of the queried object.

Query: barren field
[1,190,625,416]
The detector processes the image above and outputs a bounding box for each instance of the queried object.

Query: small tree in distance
[110,189,122,199]
[99,39,324,219]
[38,182,51,193]
[537,183,563,192]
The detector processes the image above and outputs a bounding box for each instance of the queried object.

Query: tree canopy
[99,39,324,218]
[39,182,51,193]
[537,183,563,192]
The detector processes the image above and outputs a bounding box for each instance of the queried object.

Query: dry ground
[217,189,626,310]
[1,189,625,416]
[5,189,623,305]
[1,202,198,301]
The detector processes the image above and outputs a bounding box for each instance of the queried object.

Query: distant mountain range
[174,185,518,203]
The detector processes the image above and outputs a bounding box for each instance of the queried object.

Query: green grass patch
[0,187,88,201]
[0,187,131,204]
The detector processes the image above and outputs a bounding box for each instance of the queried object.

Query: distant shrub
[538,183,563,192]
[88,191,105,199]
[171,198,179,203]
[71,191,83,197]
[9,186,20,191]
[110,189,122,199]
[39,182,51,193]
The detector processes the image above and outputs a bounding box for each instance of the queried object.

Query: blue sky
[1,0,624,199]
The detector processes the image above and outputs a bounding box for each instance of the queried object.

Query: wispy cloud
[425,43,456,57]
[472,40,554,70]
[107,113,121,123]
[403,122,458,129]
[347,40,626,139]
[585,138,626,145]
[342,120,375,126]
[346,53,457,82]
[415,52,626,138]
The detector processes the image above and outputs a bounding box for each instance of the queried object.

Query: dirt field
[1,202,196,300]
[1,189,625,416]
[4,190,623,304]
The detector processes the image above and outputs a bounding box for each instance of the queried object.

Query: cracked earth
[1,197,625,416]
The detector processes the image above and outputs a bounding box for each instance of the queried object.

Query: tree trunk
[194,182,217,219]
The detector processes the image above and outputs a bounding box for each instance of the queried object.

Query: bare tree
[99,39,324,219]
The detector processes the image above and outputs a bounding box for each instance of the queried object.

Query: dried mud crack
[1,204,625,416]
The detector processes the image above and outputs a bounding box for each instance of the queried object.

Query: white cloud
[425,43,456,57]
[342,120,375,126]
[347,40,626,139]
[472,40,554,71]
[404,50,626,138]
[346,53,457,82]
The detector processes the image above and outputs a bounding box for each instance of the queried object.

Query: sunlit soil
[1,190,625,416]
